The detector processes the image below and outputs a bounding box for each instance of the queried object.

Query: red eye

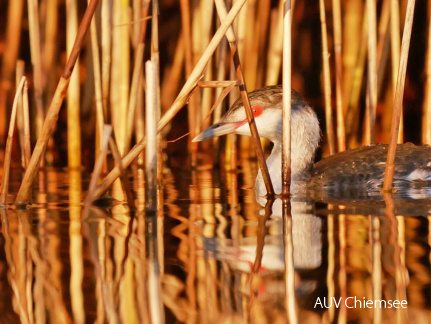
[252,105,262,117]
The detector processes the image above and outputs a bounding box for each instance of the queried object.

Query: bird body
[193,85,431,196]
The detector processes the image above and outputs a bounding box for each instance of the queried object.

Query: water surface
[0,156,430,323]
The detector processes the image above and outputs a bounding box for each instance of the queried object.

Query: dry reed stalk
[332,0,345,152]
[82,125,113,219]
[266,0,284,85]
[255,0,271,88]
[341,0,363,111]
[15,0,101,205]
[0,0,24,144]
[111,0,130,156]
[125,6,150,153]
[367,0,378,144]
[376,0,391,97]
[319,0,335,156]
[1,77,26,205]
[244,0,257,88]
[91,0,248,199]
[200,0,215,132]
[135,75,145,166]
[383,0,415,191]
[391,0,403,143]
[179,0,197,143]
[214,0,274,196]
[87,0,105,161]
[15,61,26,168]
[151,0,161,122]
[22,81,31,169]
[66,0,81,169]
[281,0,292,196]
[423,6,431,144]
[101,0,112,118]
[27,0,45,138]
[145,60,158,211]
[43,0,58,91]
[345,11,368,145]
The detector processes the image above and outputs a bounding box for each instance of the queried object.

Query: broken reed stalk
[91,0,247,200]
[367,0,378,144]
[27,0,45,138]
[82,125,113,219]
[1,77,26,205]
[145,60,158,211]
[125,8,150,153]
[332,0,345,152]
[66,0,81,169]
[383,0,416,192]
[0,0,24,143]
[15,0,100,206]
[319,0,335,156]
[214,0,274,196]
[423,5,431,144]
[391,0,403,143]
[281,0,292,196]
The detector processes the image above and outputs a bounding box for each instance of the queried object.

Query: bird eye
[252,105,262,117]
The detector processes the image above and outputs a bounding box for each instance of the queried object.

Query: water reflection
[0,164,430,323]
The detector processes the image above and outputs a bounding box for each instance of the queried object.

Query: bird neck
[254,103,320,196]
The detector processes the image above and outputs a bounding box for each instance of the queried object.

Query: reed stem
[214,0,274,196]
[15,0,101,205]
[391,0,404,143]
[15,61,26,168]
[145,60,158,211]
[66,0,81,169]
[423,5,431,144]
[125,5,150,153]
[367,0,378,144]
[281,0,292,196]
[92,0,247,199]
[319,0,335,156]
[1,77,26,205]
[0,0,24,144]
[383,0,416,191]
[332,0,346,152]
[27,0,45,139]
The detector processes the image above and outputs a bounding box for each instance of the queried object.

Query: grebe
[193,85,431,196]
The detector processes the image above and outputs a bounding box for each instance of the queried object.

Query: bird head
[192,85,311,144]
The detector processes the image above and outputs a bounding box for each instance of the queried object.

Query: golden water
[0,157,430,323]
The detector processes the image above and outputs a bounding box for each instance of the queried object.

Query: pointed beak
[192,121,243,142]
